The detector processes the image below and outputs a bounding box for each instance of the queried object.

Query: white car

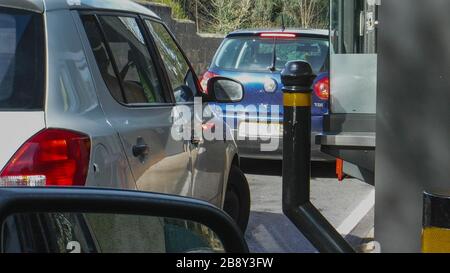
[0,0,250,231]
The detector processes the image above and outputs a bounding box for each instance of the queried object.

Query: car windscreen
[0,8,44,111]
[213,37,329,74]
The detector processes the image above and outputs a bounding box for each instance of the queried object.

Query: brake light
[260,33,297,39]
[313,76,330,101]
[200,71,218,94]
[0,129,91,187]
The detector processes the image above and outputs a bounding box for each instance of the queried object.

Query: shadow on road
[241,159,336,178]
[246,211,368,253]
[245,211,317,253]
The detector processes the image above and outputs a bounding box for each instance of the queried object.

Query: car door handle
[132,143,149,158]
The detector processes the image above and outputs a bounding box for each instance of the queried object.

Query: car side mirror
[174,85,195,102]
[207,77,244,103]
[0,188,248,253]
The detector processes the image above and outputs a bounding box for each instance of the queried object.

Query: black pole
[281,61,355,253]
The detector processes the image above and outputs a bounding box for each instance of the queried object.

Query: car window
[0,8,44,111]
[81,15,124,103]
[2,213,97,253]
[85,214,223,253]
[2,213,225,253]
[145,21,196,103]
[213,37,329,74]
[82,15,166,105]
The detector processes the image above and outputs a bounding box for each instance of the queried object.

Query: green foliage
[148,0,188,20]
[250,0,283,29]
[208,0,253,33]
[282,0,329,29]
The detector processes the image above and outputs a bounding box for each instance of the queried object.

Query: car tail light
[260,32,297,39]
[0,129,91,187]
[200,71,218,94]
[313,76,330,101]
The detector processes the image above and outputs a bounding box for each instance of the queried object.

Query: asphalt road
[241,159,375,253]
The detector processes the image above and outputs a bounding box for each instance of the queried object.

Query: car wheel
[224,165,250,232]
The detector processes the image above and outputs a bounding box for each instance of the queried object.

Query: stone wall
[140,2,225,75]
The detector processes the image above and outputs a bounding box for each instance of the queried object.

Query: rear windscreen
[213,37,329,74]
[0,8,44,111]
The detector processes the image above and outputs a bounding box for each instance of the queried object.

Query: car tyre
[224,165,251,233]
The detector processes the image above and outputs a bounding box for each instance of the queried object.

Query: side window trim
[79,10,174,107]
[138,16,176,103]
[141,16,202,100]
[96,13,169,105]
[90,14,128,104]
[136,15,175,105]
[132,14,175,104]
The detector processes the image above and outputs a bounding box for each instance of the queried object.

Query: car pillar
[281,60,355,253]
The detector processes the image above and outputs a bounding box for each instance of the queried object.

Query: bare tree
[208,0,252,33]
[283,0,328,29]
[251,0,282,28]
[151,0,328,33]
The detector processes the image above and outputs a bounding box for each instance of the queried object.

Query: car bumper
[232,130,333,161]
[218,108,332,161]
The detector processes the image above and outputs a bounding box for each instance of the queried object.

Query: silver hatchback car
[0,0,250,231]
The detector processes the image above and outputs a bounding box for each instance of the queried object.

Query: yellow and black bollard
[281,61,355,253]
[422,193,450,253]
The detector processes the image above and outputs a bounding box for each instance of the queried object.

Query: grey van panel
[330,54,377,114]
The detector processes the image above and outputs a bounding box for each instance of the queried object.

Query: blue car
[201,29,331,160]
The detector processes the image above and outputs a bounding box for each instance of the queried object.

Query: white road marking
[336,188,375,235]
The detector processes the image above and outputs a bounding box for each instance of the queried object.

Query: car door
[145,20,228,206]
[79,13,192,197]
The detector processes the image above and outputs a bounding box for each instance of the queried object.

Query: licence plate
[238,122,282,138]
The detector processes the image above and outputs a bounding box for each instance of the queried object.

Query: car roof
[0,0,44,13]
[0,0,160,19]
[227,28,329,38]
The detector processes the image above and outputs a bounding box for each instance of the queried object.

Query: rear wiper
[268,37,277,72]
